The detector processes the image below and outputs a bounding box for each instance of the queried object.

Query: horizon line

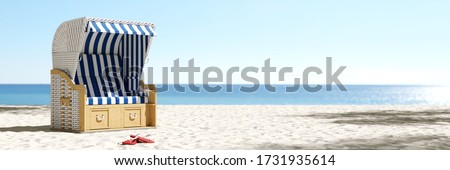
[0,83,447,86]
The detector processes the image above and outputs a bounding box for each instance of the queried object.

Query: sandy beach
[0,105,449,150]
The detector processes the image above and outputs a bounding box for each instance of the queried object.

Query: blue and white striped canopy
[86,21,156,36]
[71,18,155,105]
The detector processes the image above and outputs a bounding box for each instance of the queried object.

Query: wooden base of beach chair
[50,69,157,133]
[81,104,156,132]
[50,126,156,133]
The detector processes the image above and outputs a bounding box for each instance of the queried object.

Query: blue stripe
[88,98,93,105]
[110,23,120,33]
[110,34,119,55]
[101,33,110,54]
[92,33,102,54]
[100,22,111,54]
[137,35,142,78]
[128,24,138,34]
[140,35,144,77]
[107,97,111,104]
[144,36,149,61]
[144,26,154,37]
[101,22,110,32]
[110,35,121,96]
[130,35,135,91]
[91,21,102,32]
[136,26,146,36]
[94,55,107,96]
[132,96,136,104]
[84,32,94,53]
[102,55,113,96]
[86,55,101,97]
[115,55,125,96]
[114,57,122,96]
[79,56,89,96]
[106,56,116,96]
[74,72,79,84]
[123,35,127,75]
[121,36,126,91]
[119,24,129,34]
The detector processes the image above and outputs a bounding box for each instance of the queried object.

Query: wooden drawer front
[90,109,109,129]
[124,108,142,127]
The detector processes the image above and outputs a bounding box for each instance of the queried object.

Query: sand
[0,105,449,150]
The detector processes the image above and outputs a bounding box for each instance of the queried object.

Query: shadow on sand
[272,109,450,149]
[296,110,450,125]
[0,125,52,132]
[256,135,450,150]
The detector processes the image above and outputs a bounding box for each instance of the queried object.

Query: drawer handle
[129,113,137,120]
[96,114,105,122]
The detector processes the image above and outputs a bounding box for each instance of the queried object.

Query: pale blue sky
[0,0,449,84]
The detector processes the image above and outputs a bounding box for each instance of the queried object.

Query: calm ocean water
[0,84,449,105]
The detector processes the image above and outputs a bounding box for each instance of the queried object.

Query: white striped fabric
[121,34,152,95]
[74,54,125,97]
[84,32,123,55]
[87,96,149,105]
[73,20,154,105]
[87,21,156,37]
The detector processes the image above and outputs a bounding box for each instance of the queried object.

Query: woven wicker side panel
[51,70,82,131]
[50,74,61,129]
[52,17,87,78]
[52,52,80,78]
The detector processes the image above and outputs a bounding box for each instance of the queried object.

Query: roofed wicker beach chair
[51,17,156,132]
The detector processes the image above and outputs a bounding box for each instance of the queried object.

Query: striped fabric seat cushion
[74,54,150,105]
[87,96,148,105]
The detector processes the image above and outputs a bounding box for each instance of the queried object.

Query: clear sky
[0,0,449,85]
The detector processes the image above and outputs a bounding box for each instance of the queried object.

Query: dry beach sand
[0,105,450,150]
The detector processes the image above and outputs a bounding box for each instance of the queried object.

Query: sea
[0,84,449,105]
